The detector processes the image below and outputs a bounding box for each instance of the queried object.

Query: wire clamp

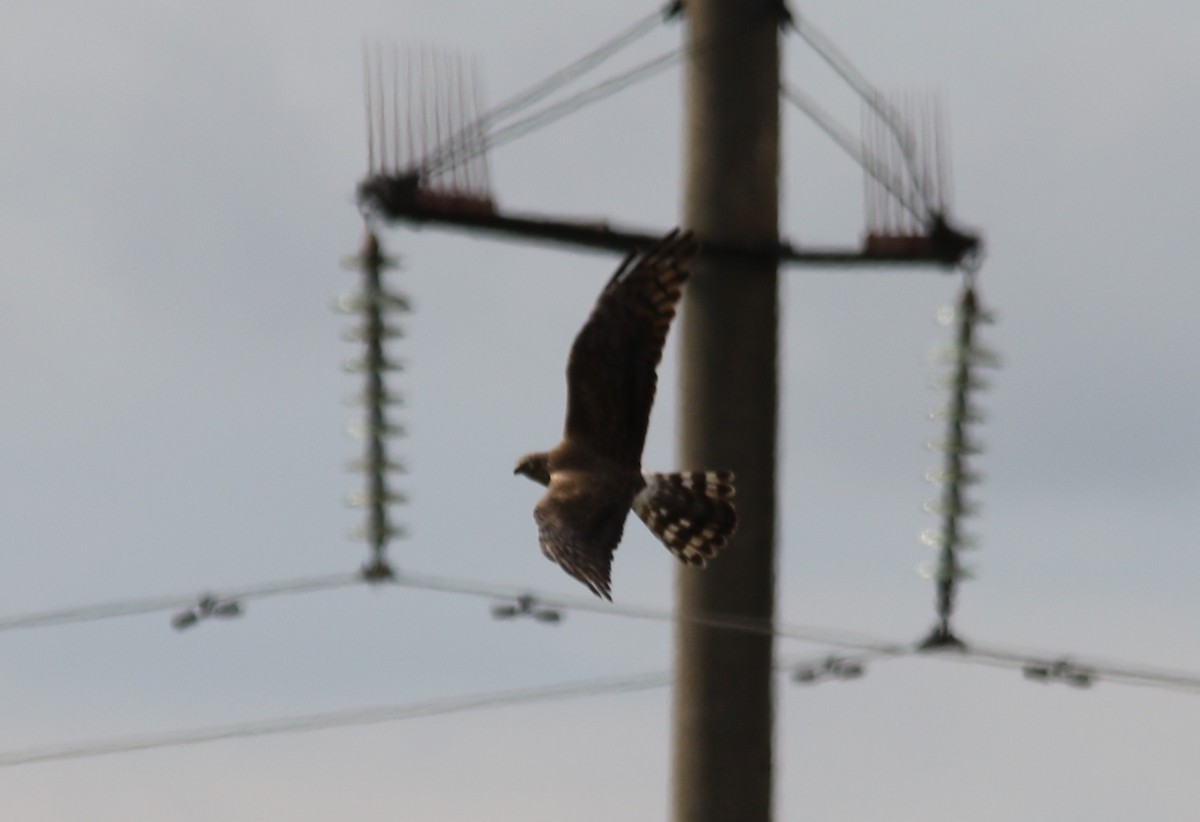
[490,594,563,624]
[171,594,243,631]
[790,655,866,685]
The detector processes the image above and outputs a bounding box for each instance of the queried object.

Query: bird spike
[357,43,496,216]
[862,91,955,240]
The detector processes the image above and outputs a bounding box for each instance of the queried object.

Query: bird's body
[515,229,737,599]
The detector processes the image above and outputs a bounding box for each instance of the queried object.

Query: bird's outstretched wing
[563,229,697,467]
[533,475,633,601]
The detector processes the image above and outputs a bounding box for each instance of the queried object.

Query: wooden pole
[671,2,781,821]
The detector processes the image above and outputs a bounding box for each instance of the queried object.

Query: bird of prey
[514,229,737,600]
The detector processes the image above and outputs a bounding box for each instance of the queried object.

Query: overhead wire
[389,568,912,656]
[420,2,786,179]
[417,4,672,174]
[406,4,942,228]
[418,4,673,177]
[788,12,934,216]
[0,651,876,769]
[949,643,1200,695]
[0,572,359,634]
[416,4,942,232]
[0,563,904,655]
[0,670,673,769]
[6,633,1195,770]
[394,571,1200,692]
[422,46,685,177]
[779,82,928,224]
[3,566,1199,693]
[11,636,1199,770]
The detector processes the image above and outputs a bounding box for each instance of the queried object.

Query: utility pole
[672,2,780,821]
[356,12,979,819]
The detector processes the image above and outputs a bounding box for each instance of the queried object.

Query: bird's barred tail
[632,471,737,566]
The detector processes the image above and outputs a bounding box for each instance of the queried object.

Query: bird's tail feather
[632,471,737,566]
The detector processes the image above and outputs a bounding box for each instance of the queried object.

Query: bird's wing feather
[533,475,634,601]
[563,229,696,466]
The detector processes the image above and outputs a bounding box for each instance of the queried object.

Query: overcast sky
[3,1,1199,819]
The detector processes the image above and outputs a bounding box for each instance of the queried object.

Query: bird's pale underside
[514,229,738,600]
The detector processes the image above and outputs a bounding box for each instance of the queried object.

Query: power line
[0,670,673,769]
[16,636,1197,771]
[417,6,667,174]
[390,569,911,655]
[3,565,1198,694]
[3,634,1195,770]
[448,37,678,172]
[395,572,1200,693]
[489,7,666,120]
[418,5,673,177]
[0,563,907,653]
[779,82,928,224]
[0,572,359,634]
[421,4,783,178]
[951,643,1200,695]
[422,45,685,177]
[0,651,874,769]
[788,12,932,215]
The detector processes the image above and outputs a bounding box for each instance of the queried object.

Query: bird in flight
[514,229,737,600]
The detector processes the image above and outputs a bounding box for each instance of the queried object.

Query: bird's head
[513,452,551,487]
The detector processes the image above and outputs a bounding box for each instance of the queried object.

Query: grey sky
[2,0,1199,819]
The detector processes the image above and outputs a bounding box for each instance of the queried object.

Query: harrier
[514,229,737,600]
